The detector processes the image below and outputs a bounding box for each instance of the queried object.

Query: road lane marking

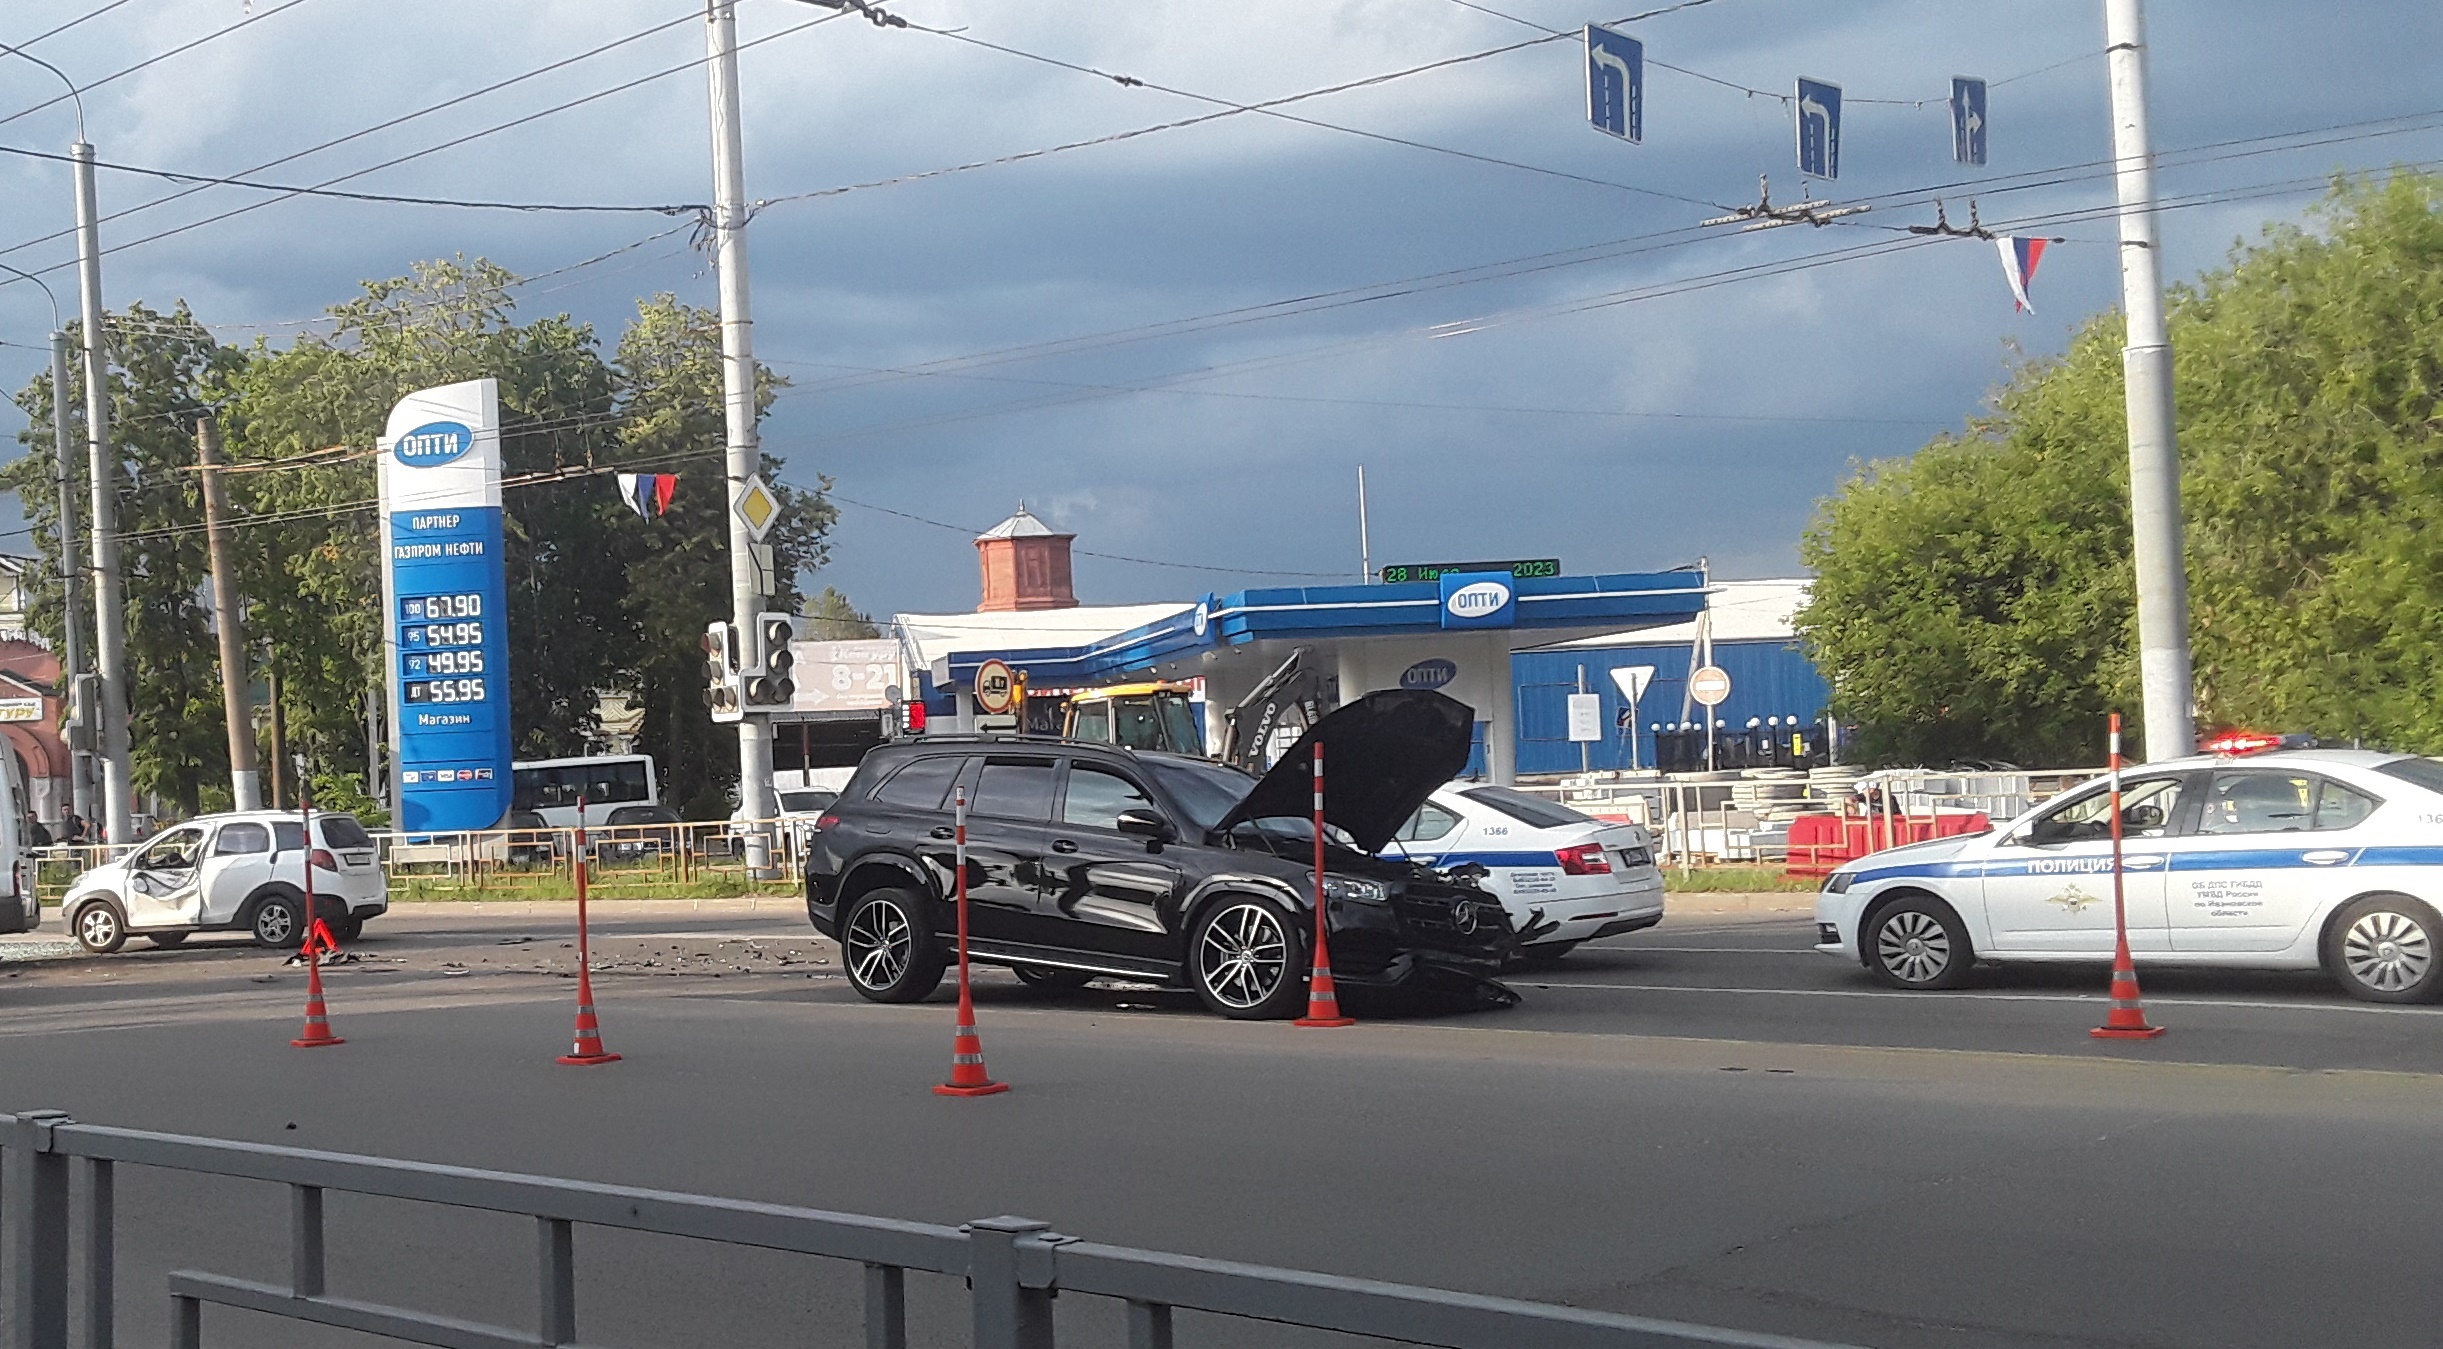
[1519,980,2443,1016]
[1624,946,1823,955]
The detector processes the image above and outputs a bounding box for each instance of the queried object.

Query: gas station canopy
[899,568,1709,785]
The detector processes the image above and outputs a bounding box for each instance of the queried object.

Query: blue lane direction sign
[378,379,513,833]
[1584,24,1643,143]
[1795,77,1841,178]
[1951,76,1988,166]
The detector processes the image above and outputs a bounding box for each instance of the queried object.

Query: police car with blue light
[1816,735,2443,1002]
[1391,784,1663,961]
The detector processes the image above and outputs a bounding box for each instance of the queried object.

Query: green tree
[610,294,834,817]
[800,585,878,640]
[221,258,623,784]
[4,303,246,814]
[1798,172,2443,765]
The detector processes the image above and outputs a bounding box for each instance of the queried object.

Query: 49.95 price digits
[405,678,486,704]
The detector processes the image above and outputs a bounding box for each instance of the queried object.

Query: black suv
[803,689,1520,1018]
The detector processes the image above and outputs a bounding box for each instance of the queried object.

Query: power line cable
[0,9,845,285]
[7,0,141,52]
[760,0,1742,214]
[0,7,710,265]
[0,140,703,213]
[0,0,323,129]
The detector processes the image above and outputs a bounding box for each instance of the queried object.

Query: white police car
[1816,745,2443,1002]
[1391,784,1663,960]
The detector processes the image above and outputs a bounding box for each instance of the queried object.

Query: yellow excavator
[1053,681,1204,755]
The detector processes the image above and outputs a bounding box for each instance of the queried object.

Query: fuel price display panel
[388,525,512,829]
[378,378,513,833]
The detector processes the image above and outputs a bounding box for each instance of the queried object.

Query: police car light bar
[2199,729,2314,756]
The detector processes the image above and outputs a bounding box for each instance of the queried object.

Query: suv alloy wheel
[842,888,948,1003]
[1188,896,1306,1019]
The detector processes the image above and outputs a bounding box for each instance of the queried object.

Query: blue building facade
[1511,638,1832,775]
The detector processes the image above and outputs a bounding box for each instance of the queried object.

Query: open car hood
[1213,688,1475,852]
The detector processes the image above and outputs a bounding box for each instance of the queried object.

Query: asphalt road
[5,902,2441,1349]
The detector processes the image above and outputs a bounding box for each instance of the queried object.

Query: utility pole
[196,417,261,811]
[2103,0,2195,760]
[706,0,776,872]
[47,332,91,826]
[73,139,134,842]
[1356,465,1372,583]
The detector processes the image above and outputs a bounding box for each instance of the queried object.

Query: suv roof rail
[889,733,1142,754]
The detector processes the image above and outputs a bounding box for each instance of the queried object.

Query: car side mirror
[1115,809,1175,842]
[130,873,153,895]
[2123,803,2164,830]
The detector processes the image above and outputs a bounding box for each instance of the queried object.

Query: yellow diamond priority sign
[733,473,780,542]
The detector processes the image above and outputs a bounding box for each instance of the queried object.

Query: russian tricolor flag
[617,473,677,518]
[1995,236,2047,313]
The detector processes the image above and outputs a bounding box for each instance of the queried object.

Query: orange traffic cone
[1295,956,1356,1028]
[2090,946,2164,1040]
[933,984,1009,1096]
[556,965,622,1065]
[1294,744,1355,1029]
[290,948,344,1048]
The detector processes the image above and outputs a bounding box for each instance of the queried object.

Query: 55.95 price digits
[405,678,486,704]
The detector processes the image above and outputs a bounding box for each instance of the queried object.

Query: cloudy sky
[3,0,2438,619]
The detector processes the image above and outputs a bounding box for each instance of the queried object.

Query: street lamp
[0,40,132,844]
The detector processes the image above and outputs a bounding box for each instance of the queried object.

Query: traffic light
[66,672,99,752]
[742,612,796,707]
[701,621,742,721]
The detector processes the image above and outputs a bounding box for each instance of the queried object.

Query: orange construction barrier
[558,797,622,1065]
[2090,713,2164,1041]
[1295,742,1355,1028]
[935,786,1009,1096]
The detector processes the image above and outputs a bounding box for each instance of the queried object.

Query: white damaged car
[1390,784,1664,961]
[62,811,387,954]
[1815,747,2443,1002]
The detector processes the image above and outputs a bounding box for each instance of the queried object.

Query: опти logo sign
[393,421,475,467]
[1438,571,1517,629]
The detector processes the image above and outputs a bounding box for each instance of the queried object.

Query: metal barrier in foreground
[1,1110,1857,1349]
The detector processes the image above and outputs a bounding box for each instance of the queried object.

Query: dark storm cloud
[2,0,2438,613]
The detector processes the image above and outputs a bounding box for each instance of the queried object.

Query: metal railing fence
[28,818,817,907]
[1,1109,1856,1349]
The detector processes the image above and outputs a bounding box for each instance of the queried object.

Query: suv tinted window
[974,758,1057,821]
[317,815,374,849]
[1061,765,1152,830]
[873,756,965,810]
[214,822,271,855]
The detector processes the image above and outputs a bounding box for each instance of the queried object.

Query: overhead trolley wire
[0,0,324,129]
[0,9,847,289]
[5,0,141,53]
[0,6,711,266]
[762,0,1746,214]
[0,140,702,214]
